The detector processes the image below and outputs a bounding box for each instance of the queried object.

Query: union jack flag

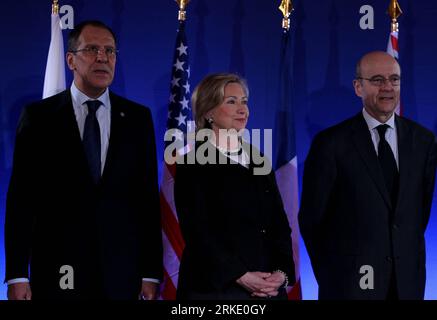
[386,0,402,115]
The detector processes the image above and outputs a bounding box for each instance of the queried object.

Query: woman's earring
[207,117,214,124]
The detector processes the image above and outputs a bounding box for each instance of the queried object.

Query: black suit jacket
[174,142,295,300]
[299,112,437,300]
[4,90,163,299]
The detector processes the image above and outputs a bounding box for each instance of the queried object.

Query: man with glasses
[5,21,162,300]
[299,51,437,299]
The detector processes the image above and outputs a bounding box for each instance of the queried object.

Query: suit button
[265,189,270,193]
[393,224,399,230]
[386,256,393,262]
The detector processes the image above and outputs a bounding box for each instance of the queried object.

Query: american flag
[159,20,193,300]
[273,27,302,300]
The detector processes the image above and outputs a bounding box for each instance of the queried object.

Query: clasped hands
[236,271,285,298]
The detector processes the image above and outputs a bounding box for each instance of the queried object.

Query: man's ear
[353,79,362,97]
[66,52,75,71]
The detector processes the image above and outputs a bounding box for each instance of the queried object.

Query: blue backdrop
[0,0,436,300]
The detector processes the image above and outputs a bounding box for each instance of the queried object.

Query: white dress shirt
[362,108,399,168]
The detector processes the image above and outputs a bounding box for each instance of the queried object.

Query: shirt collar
[362,108,396,131]
[70,81,110,110]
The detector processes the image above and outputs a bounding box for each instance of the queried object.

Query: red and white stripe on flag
[160,163,185,299]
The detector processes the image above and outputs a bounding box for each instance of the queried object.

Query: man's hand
[138,281,159,300]
[8,282,32,300]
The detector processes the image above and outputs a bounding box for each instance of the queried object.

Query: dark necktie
[376,124,399,208]
[83,100,102,184]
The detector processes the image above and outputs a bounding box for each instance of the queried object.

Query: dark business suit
[4,90,163,299]
[299,112,437,300]
[174,142,295,300]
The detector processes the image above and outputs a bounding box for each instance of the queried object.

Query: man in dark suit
[299,51,437,300]
[4,20,162,300]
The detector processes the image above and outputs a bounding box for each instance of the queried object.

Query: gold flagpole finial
[175,0,190,21]
[388,0,403,32]
[52,0,60,15]
[279,0,294,31]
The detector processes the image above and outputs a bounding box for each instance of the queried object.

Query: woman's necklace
[212,139,243,155]
[215,143,243,155]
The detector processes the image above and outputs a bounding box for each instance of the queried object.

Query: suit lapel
[101,92,125,182]
[54,91,91,178]
[351,113,392,211]
[55,90,82,144]
[394,116,412,217]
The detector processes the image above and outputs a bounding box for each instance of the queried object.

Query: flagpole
[52,0,60,14]
[276,0,302,300]
[386,0,402,60]
[388,0,403,33]
[175,0,194,140]
[386,0,403,115]
[43,0,66,98]
[176,0,190,21]
[279,0,293,31]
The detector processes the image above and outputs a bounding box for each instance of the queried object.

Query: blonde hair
[191,73,249,130]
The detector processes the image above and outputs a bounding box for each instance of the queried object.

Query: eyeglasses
[70,45,119,58]
[357,75,401,87]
